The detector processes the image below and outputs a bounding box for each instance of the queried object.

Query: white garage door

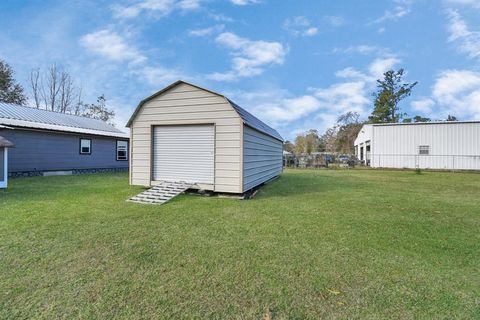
[153,125,214,184]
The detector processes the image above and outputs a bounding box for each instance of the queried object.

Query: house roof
[126,80,283,142]
[0,135,14,148]
[0,102,128,138]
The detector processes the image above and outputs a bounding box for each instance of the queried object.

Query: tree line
[0,59,115,124]
[285,69,458,155]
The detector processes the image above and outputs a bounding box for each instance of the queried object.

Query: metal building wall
[243,125,283,191]
[371,122,480,170]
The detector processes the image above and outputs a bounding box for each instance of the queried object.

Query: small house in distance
[0,135,14,188]
[127,80,283,194]
[0,103,129,177]
[354,121,480,170]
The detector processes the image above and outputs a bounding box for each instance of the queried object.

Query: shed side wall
[371,123,480,169]
[0,129,128,172]
[243,125,283,192]
[130,82,242,193]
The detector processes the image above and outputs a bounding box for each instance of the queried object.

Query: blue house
[0,103,129,178]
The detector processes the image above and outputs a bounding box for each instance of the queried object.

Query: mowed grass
[0,169,479,319]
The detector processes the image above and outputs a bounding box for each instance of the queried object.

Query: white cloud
[80,29,189,88]
[411,70,480,119]
[80,29,146,63]
[284,16,319,37]
[178,0,201,10]
[333,45,389,55]
[368,57,401,78]
[207,32,287,80]
[208,13,234,22]
[111,0,200,19]
[255,95,322,124]
[445,0,480,9]
[446,10,480,59]
[324,15,346,27]
[411,98,435,113]
[372,0,413,24]
[188,25,224,37]
[229,0,260,5]
[136,66,186,86]
[228,55,401,133]
[304,27,319,37]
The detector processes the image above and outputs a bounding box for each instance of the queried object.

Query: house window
[80,139,91,155]
[419,145,429,155]
[116,140,128,161]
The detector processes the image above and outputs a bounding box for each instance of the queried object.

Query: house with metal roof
[127,80,283,194]
[0,102,129,178]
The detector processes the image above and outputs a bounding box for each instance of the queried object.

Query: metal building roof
[0,102,128,138]
[126,80,283,142]
[0,135,14,148]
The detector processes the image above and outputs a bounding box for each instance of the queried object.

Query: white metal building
[126,80,283,194]
[354,121,480,170]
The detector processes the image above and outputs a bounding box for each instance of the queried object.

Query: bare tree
[30,63,81,113]
[30,68,41,108]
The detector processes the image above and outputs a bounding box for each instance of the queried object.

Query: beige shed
[126,80,283,194]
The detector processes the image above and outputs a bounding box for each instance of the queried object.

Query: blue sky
[1,0,479,140]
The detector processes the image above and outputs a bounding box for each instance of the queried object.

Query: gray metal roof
[0,135,14,148]
[127,80,283,141]
[0,102,128,138]
[227,99,283,141]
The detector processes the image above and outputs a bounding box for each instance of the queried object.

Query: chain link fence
[283,153,356,168]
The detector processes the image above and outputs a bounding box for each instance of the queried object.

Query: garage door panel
[153,125,214,184]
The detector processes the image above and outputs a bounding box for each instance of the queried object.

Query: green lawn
[0,169,479,319]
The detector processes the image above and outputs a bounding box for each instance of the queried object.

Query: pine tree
[0,59,27,105]
[369,69,417,123]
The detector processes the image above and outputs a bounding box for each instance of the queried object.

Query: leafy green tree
[369,69,417,123]
[77,95,115,124]
[446,115,458,121]
[305,129,320,154]
[0,59,27,105]
[320,126,338,153]
[294,134,306,154]
[283,140,295,153]
[413,115,431,122]
[336,112,363,154]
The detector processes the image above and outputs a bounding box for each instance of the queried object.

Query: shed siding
[243,125,283,191]
[370,122,480,170]
[130,82,242,193]
[0,129,128,172]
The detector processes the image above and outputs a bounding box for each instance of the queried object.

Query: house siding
[130,82,242,193]
[243,125,283,192]
[0,128,129,173]
[0,148,4,180]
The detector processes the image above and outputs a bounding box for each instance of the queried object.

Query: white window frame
[80,138,91,155]
[116,140,128,161]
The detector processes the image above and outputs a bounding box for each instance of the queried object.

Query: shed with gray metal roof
[127,80,283,194]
